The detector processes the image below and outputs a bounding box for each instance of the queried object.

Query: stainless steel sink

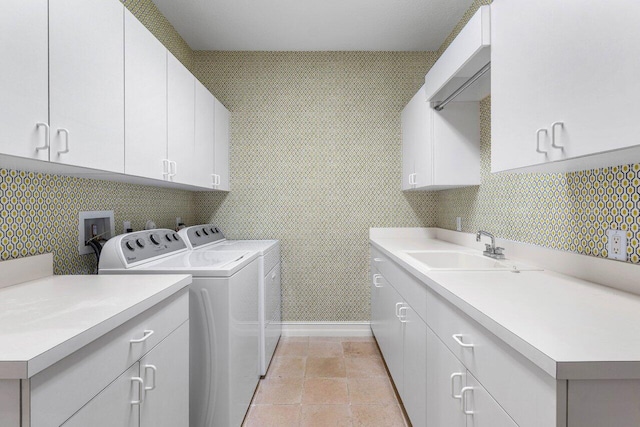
[403,250,534,271]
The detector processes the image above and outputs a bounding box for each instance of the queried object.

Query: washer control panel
[184,224,226,248]
[120,229,187,265]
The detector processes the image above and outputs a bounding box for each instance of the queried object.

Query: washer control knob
[136,238,145,248]
[173,233,179,241]
[195,230,201,237]
[210,227,216,234]
[150,234,160,245]
[165,233,172,242]
[125,241,135,251]
[214,227,220,233]
[202,228,209,236]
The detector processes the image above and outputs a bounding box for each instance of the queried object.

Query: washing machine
[99,229,260,427]
[179,224,281,376]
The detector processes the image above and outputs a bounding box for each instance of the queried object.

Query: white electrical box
[78,211,115,255]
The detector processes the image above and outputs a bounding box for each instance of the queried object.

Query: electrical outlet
[456,217,462,232]
[607,229,628,261]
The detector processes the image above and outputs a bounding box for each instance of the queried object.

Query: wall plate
[606,229,628,261]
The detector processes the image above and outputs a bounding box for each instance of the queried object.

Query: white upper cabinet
[214,98,231,191]
[49,0,125,173]
[0,0,49,162]
[401,85,480,191]
[195,81,216,189]
[491,0,640,173]
[167,53,197,186]
[425,6,491,105]
[124,10,168,181]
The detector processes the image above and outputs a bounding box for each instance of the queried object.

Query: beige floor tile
[308,341,344,357]
[243,404,301,427]
[351,405,406,427]
[303,378,349,404]
[276,340,309,357]
[268,357,306,378]
[342,341,380,358]
[308,336,343,342]
[345,357,387,378]
[305,357,346,378]
[281,336,310,343]
[348,378,397,405]
[300,405,352,427]
[254,378,304,404]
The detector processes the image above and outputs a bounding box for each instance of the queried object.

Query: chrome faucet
[476,231,505,259]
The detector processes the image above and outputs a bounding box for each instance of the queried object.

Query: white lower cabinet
[427,326,466,427]
[26,291,189,427]
[370,254,427,426]
[465,371,518,427]
[62,363,140,427]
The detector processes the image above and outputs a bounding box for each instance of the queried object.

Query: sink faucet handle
[494,247,505,255]
[484,243,493,253]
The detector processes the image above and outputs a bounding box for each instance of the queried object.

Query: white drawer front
[370,246,427,323]
[427,288,558,427]
[30,290,188,427]
[466,371,518,427]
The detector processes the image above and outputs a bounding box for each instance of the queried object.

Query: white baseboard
[281,322,372,337]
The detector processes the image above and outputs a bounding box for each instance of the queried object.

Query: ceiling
[151,0,475,51]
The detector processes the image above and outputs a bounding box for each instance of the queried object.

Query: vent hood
[424,5,491,110]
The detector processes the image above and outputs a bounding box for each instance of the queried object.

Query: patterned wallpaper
[193,52,438,321]
[0,0,196,274]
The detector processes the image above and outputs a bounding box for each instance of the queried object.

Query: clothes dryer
[178,224,281,376]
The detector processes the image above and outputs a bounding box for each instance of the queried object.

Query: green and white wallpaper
[1,0,639,322]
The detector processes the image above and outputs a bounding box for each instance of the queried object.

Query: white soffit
[151,0,475,51]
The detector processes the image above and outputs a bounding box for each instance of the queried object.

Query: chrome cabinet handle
[36,122,50,151]
[535,128,548,154]
[452,334,474,348]
[144,364,157,391]
[162,159,170,180]
[171,161,177,180]
[450,373,464,399]
[372,274,383,288]
[551,121,564,149]
[131,377,145,405]
[211,173,216,187]
[395,302,403,317]
[57,128,70,154]
[215,174,221,186]
[398,306,408,323]
[130,329,154,344]
[461,387,474,415]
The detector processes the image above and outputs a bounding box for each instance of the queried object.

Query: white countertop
[0,273,191,379]
[370,230,640,380]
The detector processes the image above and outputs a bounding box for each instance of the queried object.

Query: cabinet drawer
[30,289,188,427]
[370,246,427,322]
[426,288,558,427]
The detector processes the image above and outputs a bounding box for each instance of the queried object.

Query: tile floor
[243,336,410,427]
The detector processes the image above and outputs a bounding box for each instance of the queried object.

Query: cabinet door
[401,87,432,190]
[491,0,640,172]
[124,9,168,181]
[384,284,404,395]
[49,0,125,173]
[466,371,518,427]
[214,97,230,191]
[426,327,466,427]
[401,305,427,427]
[0,0,49,161]
[140,322,189,427]
[370,268,386,352]
[62,363,139,427]
[167,53,196,186]
[195,81,215,189]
